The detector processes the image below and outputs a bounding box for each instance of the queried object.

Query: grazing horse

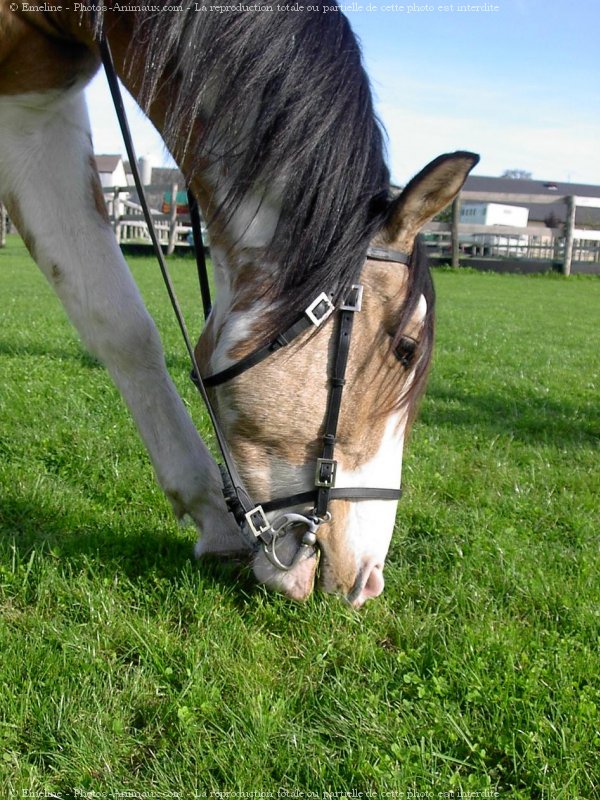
[0,3,478,605]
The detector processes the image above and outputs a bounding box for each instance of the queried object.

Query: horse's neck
[64,12,278,353]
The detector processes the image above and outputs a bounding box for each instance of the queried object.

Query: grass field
[0,234,598,799]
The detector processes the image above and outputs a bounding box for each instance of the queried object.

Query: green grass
[1,235,598,798]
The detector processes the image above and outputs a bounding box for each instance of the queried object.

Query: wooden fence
[104,183,202,255]
[3,184,598,276]
[105,184,599,275]
[435,191,600,275]
[0,203,6,248]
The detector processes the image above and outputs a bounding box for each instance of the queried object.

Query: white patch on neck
[209,307,264,375]
[0,88,67,113]
[202,157,283,251]
[228,189,282,250]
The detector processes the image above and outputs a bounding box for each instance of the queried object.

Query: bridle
[100,35,410,573]
[192,250,409,571]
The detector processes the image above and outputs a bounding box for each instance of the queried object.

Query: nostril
[363,564,385,599]
[351,563,385,607]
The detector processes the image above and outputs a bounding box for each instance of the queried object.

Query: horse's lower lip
[279,550,320,600]
[251,533,320,600]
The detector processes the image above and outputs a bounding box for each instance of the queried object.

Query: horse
[0,3,478,606]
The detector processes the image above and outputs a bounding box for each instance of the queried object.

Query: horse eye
[394,335,418,368]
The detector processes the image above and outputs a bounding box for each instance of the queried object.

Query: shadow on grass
[0,496,258,606]
[0,338,103,369]
[0,338,192,375]
[422,385,599,447]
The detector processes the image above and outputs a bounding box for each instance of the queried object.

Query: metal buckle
[315,458,337,488]
[305,293,335,326]
[245,505,271,538]
[340,284,363,312]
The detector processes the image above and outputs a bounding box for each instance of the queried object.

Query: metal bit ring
[262,512,321,571]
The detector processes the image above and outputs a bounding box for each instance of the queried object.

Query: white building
[459,203,530,256]
[460,202,529,227]
[94,154,128,188]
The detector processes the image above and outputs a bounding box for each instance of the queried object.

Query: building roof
[465,174,600,198]
[463,175,600,227]
[150,166,186,185]
[94,154,124,174]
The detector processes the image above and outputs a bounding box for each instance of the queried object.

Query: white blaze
[335,413,406,570]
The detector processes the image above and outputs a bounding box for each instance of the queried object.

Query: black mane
[93,4,434,416]
[95,3,391,331]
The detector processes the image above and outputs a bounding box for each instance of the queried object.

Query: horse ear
[379,151,480,251]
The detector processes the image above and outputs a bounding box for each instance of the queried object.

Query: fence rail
[435,191,600,275]
[1,184,587,274]
[104,183,201,254]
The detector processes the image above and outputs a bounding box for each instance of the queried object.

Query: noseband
[101,36,409,573]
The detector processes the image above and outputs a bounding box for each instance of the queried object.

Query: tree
[0,203,6,248]
[501,169,532,180]
[433,206,453,223]
[544,211,561,229]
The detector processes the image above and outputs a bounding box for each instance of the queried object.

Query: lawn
[0,234,598,798]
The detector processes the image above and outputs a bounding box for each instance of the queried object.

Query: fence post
[167,182,178,256]
[451,194,461,268]
[0,203,6,248]
[562,195,576,276]
[112,187,122,243]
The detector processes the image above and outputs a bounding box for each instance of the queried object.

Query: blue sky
[87,0,600,186]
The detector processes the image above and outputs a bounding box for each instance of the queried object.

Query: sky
[86,0,600,187]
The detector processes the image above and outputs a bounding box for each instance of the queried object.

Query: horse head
[195,152,478,606]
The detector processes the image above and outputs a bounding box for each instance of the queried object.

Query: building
[460,202,529,228]
[462,175,600,228]
[94,154,128,188]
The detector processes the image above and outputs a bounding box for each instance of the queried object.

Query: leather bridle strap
[261,487,402,514]
[367,246,411,264]
[315,305,354,516]
[196,292,334,388]
[187,189,212,320]
[99,33,265,550]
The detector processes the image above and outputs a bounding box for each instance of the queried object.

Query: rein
[100,35,406,573]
